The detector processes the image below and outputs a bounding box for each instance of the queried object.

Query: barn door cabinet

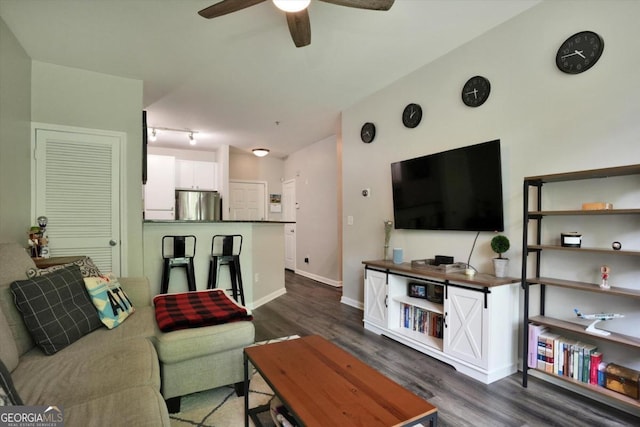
[363,260,519,384]
[521,164,640,416]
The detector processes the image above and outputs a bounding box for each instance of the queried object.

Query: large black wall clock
[555,30,604,74]
[462,76,491,107]
[402,103,422,128]
[360,122,376,143]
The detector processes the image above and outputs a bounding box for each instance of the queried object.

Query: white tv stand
[363,260,519,384]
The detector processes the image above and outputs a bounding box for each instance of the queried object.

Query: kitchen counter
[143,221,288,308]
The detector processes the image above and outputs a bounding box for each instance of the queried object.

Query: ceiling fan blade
[198,0,267,19]
[286,10,311,48]
[318,0,394,11]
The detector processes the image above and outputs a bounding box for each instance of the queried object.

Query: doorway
[228,180,267,220]
[282,179,296,271]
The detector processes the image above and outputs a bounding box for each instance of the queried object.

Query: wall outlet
[304,257,309,263]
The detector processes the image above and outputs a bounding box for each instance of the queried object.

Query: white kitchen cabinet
[144,209,175,220]
[145,155,175,219]
[362,260,519,384]
[176,159,218,190]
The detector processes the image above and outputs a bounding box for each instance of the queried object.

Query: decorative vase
[493,258,509,278]
[383,220,393,261]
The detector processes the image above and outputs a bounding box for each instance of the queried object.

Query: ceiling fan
[198,0,395,48]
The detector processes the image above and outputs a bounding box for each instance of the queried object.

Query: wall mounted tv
[391,139,504,232]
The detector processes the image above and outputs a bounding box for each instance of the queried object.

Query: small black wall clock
[402,103,422,128]
[462,76,491,107]
[360,122,376,143]
[555,30,604,74]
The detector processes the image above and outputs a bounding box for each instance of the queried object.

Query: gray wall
[341,0,640,306]
[230,151,285,222]
[0,21,145,275]
[30,61,144,275]
[284,135,340,284]
[0,17,31,244]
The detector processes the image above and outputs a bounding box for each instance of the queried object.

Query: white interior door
[282,179,296,271]
[228,181,266,220]
[33,127,122,275]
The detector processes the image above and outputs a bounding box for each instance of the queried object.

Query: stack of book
[400,304,443,338]
[529,324,606,386]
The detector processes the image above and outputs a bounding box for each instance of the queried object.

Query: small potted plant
[491,235,510,278]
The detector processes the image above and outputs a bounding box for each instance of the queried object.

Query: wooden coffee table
[244,335,437,426]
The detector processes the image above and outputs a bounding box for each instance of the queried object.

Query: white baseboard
[249,287,287,310]
[294,269,342,288]
[340,296,363,310]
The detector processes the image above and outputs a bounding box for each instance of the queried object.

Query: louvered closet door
[34,129,121,275]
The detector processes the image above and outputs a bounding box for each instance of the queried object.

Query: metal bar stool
[160,235,197,294]
[207,234,244,305]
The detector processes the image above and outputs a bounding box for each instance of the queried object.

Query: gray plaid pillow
[10,265,102,355]
[0,358,22,406]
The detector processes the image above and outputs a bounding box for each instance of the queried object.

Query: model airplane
[574,308,624,336]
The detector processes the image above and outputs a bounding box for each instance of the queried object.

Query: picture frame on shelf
[408,282,427,299]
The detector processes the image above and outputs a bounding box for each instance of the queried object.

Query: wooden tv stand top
[363,259,519,287]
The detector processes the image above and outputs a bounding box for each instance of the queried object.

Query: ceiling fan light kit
[198,0,395,48]
[253,148,270,157]
[273,0,310,13]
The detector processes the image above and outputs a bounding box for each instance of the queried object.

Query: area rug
[169,335,300,427]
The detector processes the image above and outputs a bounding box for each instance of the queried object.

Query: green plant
[491,235,510,259]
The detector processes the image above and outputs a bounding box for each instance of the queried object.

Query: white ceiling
[0,0,539,158]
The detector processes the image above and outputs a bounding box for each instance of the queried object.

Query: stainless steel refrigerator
[175,190,221,220]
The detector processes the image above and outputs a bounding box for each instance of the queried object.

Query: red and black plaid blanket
[153,289,253,332]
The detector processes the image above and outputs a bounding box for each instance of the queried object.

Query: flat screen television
[391,139,504,231]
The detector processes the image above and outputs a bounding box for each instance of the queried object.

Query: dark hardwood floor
[252,271,640,427]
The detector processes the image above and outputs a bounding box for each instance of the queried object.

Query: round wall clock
[462,76,491,107]
[402,103,422,128]
[555,30,604,74]
[360,122,376,143]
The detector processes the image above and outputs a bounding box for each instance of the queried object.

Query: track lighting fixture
[147,127,199,146]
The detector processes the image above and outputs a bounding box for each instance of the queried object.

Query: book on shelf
[400,304,443,338]
[533,328,601,385]
[537,332,561,373]
[590,352,603,385]
[582,344,597,382]
[528,324,548,368]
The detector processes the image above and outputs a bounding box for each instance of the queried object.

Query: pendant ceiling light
[272,0,310,13]
[252,148,270,157]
